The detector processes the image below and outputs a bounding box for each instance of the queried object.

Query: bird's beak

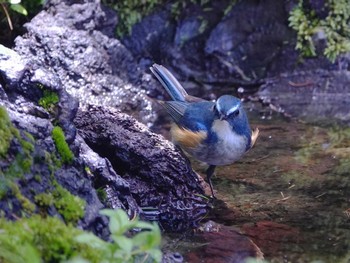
[219,114,226,121]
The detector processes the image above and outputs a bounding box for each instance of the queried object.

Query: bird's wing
[159,101,189,124]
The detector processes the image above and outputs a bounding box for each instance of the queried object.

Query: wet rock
[75,105,209,231]
[14,0,160,125]
[242,221,301,257]
[122,9,173,60]
[75,134,141,217]
[0,45,108,237]
[185,221,264,263]
[0,45,27,87]
[258,70,350,126]
[205,0,293,82]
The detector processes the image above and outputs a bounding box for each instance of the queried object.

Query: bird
[150,64,259,198]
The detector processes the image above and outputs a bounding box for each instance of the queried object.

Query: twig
[1,3,13,31]
[288,80,313,87]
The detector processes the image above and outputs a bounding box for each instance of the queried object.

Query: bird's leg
[206,165,216,198]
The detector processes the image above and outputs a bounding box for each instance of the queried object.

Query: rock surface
[14,0,160,126]
[258,70,350,126]
[185,221,264,263]
[75,105,209,230]
[0,44,107,236]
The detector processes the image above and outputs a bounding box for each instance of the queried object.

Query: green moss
[0,107,14,157]
[10,183,36,214]
[0,216,103,263]
[52,126,74,164]
[103,0,216,37]
[103,0,159,36]
[23,131,35,143]
[0,178,9,200]
[53,182,85,224]
[20,139,34,153]
[4,138,34,177]
[0,107,35,201]
[33,174,41,183]
[327,126,350,148]
[44,151,62,174]
[334,158,350,175]
[96,187,107,202]
[35,183,85,224]
[289,0,350,62]
[35,192,54,207]
[38,89,59,111]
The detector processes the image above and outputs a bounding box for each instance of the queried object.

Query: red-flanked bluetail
[151,64,259,198]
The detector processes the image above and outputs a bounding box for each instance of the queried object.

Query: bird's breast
[207,119,248,165]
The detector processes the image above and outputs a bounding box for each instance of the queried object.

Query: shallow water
[161,103,350,263]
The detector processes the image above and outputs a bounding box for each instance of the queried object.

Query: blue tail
[150,64,188,102]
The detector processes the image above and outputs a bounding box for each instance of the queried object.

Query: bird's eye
[231,110,239,117]
[213,105,220,115]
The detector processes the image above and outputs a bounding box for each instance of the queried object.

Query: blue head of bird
[214,95,249,125]
[209,95,251,148]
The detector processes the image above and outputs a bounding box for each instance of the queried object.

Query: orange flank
[251,128,259,148]
[171,124,207,149]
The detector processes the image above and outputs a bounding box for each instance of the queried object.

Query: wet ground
[160,102,350,263]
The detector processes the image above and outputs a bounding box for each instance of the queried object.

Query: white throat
[210,119,247,165]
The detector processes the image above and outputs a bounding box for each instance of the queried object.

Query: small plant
[102,0,214,37]
[70,209,162,263]
[52,126,74,164]
[38,89,59,111]
[0,0,28,30]
[289,2,319,57]
[102,0,160,37]
[0,209,162,263]
[289,0,350,62]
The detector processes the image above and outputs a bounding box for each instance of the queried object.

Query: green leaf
[132,226,161,250]
[134,221,156,230]
[146,248,163,262]
[9,0,21,4]
[114,236,133,254]
[64,256,91,263]
[10,4,28,16]
[75,233,108,250]
[100,209,132,235]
